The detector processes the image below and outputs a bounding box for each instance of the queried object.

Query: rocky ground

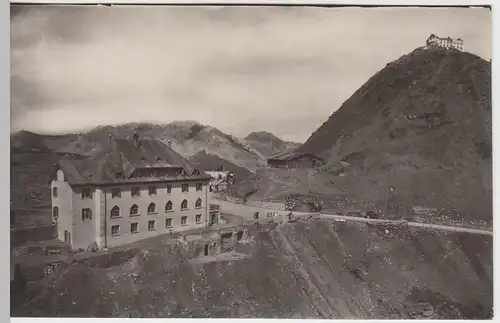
[11,219,492,319]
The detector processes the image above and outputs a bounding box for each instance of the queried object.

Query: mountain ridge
[11,122,295,175]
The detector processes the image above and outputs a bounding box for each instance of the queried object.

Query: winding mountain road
[213,198,493,236]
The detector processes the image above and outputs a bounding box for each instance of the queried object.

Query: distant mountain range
[241,131,301,159]
[10,121,301,179]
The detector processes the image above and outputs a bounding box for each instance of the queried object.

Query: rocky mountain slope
[298,47,491,158]
[11,131,53,153]
[77,121,265,173]
[11,125,301,173]
[11,220,492,318]
[242,131,301,159]
[11,121,274,173]
[238,47,492,227]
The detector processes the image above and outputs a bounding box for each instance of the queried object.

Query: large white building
[426,34,464,51]
[50,135,219,250]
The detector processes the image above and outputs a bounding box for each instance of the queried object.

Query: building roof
[268,151,324,162]
[55,138,211,185]
[427,34,463,43]
[205,171,229,179]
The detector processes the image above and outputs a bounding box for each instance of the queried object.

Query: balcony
[209,204,220,212]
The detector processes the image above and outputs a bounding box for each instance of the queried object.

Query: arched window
[130,204,139,216]
[195,198,202,208]
[165,201,173,212]
[53,206,59,219]
[181,199,188,210]
[52,187,58,198]
[148,203,156,214]
[110,206,120,218]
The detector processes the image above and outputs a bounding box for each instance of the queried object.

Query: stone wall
[181,226,247,258]
[11,225,56,247]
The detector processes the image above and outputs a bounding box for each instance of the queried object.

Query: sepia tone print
[10,5,492,319]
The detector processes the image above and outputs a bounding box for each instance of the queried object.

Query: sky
[11,6,491,142]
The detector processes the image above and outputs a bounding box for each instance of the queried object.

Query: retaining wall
[11,225,56,247]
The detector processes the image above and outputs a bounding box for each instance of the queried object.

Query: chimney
[133,133,140,147]
[167,139,172,148]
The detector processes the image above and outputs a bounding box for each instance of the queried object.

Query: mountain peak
[168,120,202,128]
[242,131,301,159]
[291,46,491,225]
[298,47,491,156]
[245,131,283,143]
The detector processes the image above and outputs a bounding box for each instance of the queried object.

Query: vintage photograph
[10,4,492,319]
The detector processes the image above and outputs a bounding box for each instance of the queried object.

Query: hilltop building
[205,167,235,193]
[426,34,464,51]
[50,134,220,250]
[267,151,324,169]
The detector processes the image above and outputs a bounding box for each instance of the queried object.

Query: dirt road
[214,198,311,218]
[213,198,493,236]
[320,214,493,236]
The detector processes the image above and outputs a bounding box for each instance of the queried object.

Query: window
[195,198,202,209]
[148,186,157,195]
[148,202,157,214]
[166,218,173,228]
[167,185,172,193]
[130,204,139,216]
[112,188,121,198]
[181,216,188,226]
[182,184,189,192]
[131,187,140,197]
[130,222,139,233]
[110,206,120,218]
[196,214,202,224]
[81,208,92,221]
[52,187,58,198]
[165,201,173,212]
[148,220,156,231]
[111,225,120,236]
[53,206,59,220]
[81,188,92,199]
[181,199,188,210]
[196,183,203,191]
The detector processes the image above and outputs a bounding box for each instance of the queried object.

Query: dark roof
[56,138,210,185]
[268,151,324,162]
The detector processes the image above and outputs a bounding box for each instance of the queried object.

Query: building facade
[267,152,324,169]
[50,136,217,250]
[426,34,464,51]
[205,170,235,193]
